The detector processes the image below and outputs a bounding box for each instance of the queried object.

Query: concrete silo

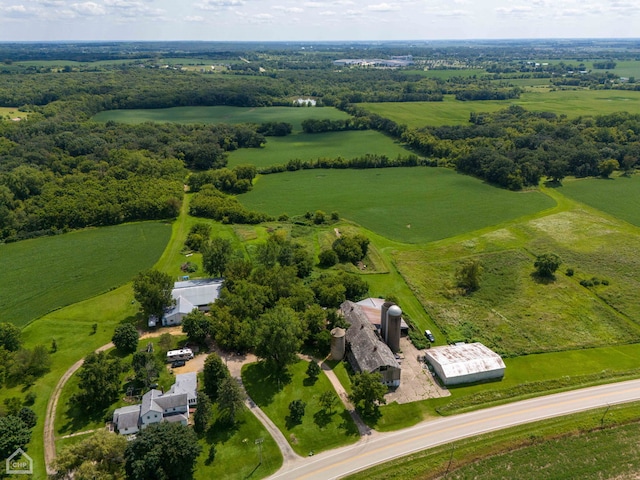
[380,301,394,343]
[385,304,402,353]
[330,327,346,361]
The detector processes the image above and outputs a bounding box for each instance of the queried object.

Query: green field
[394,189,640,357]
[559,175,640,227]
[0,222,171,326]
[403,69,487,80]
[0,106,28,119]
[240,168,555,243]
[227,130,412,169]
[92,106,350,132]
[362,90,640,127]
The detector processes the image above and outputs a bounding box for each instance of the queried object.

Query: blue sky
[0,0,638,42]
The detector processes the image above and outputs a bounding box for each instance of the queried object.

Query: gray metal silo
[386,304,402,353]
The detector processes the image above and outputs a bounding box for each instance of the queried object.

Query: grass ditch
[345,401,640,480]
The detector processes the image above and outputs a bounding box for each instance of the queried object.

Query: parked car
[424,330,435,342]
[171,360,186,368]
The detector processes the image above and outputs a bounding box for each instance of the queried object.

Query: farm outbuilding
[424,343,505,386]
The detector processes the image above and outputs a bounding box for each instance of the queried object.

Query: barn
[424,343,505,386]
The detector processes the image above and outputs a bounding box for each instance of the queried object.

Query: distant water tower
[330,327,346,361]
[384,304,402,353]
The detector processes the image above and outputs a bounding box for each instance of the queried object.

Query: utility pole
[255,438,264,465]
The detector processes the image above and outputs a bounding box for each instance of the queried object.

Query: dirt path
[43,328,183,474]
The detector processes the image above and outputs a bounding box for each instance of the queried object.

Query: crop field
[559,175,640,227]
[240,167,555,244]
[394,203,640,356]
[227,130,412,169]
[362,90,640,127]
[403,69,487,80]
[93,106,350,132]
[0,222,171,326]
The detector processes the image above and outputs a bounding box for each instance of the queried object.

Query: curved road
[267,379,640,480]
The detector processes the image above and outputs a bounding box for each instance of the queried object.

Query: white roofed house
[112,372,198,435]
[150,278,223,327]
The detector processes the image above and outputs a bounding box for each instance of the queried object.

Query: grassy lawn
[195,406,282,480]
[0,222,171,326]
[242,359,359,455]
[0,106,28,119]
[345,402,640,480]
[559,175,640,227]
[227,130,412,170]
[362,90,640,127]
[240,167,555,244]
[92,106,350,132]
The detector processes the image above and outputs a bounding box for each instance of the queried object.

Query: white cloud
[70,2,106,15]
[367,3,399,12]
[196,0,245,10]
[273,5,304,13]
[496,5,533,16]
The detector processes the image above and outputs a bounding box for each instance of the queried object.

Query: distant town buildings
[333,55,414,68]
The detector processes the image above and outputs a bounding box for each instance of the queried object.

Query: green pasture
[559,175,640,228]
[393,192,640,357]
[402,69,487,79]
[242,359,359,455]
[239,167,555,244]
[346,402,640,480]
[362,90,640,127]
[0,222,171,327]
[0,106,28,119]
[92,106,350,132]
[227,130,412,169]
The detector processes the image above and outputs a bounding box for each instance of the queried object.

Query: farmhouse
[112,372,198,435]
[340,300,401,387]
[150,278,223,327]
[424,343,506,386]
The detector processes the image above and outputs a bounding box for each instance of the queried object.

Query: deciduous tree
[534,253,562,279]
[133,269,174,320]
[75,351,122,412]
[53,429,127,480]
[349,371,387,416]
[202,237,233,277]
[112,323,139,354]
[255,305,303,370]
[202,353,229,401]
[217,377,246,426]
[181,309,211,345]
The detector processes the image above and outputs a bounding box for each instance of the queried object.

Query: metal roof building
[424,343,506,386]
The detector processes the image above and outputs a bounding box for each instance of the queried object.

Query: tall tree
[201,237,233,277]
[349,371,387,416]
[53,429,127,480]
[202,353,229,401]
[534,253,562,279]
[455,259,483,293]
[124,423,202,480]
[0,322,22,352]
[181,309,211,345]
[193,392,212,435]
[0,415,31,459]
[217,377,246,426]
[255,305,304,370]
[75,351,122,412]
[112,323,139,354]
[133,269,174,320]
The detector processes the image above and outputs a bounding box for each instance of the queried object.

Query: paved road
[267,379,640,480]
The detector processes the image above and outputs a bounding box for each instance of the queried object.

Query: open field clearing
[362,90,640,127]
[394,203,640,357]
[227,130,412,169]
[0,222,171,326]
[242,359,359,455]
[0,106,28,119]
[93,106,350,132]
[403,69,487,79]
[240,168,555,244]
[559,175,640,227]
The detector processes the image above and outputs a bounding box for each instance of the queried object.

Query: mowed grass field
[559,175,640,227]
[227,130,412,169]
[240,168,555,243]
[394,194,640,356]
[362,90,640,127]
[93,106,350,132]
[0,106,28,119]
[0,222,171,326]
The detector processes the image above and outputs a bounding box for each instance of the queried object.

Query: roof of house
[155,392,188,411]
[169,372,198,404]
[341,301,400,373]
[141,389,165,417]
[165,295,196,319]
[171,278,223,308]
[113,405,141,432]
[424,343,506,379]
[355,298,409,330]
